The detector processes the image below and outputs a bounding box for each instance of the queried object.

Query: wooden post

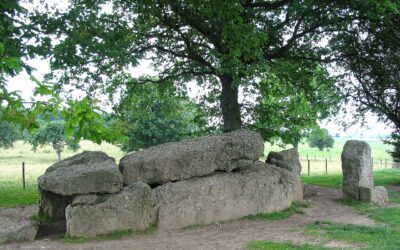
[308,160,310,176]
[385,159,387,168]
[325,158,328,174]
[22,162,25,190]
[314,155,316,160]
[330,154,332,162]
[307,155,308,160]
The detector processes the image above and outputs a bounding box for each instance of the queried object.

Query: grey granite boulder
[266,148,302,175]
[119,129,264,185]
[341,140,373,200]
[0,206,38,243]
[153,162,301,230]
[38,151,123,219]
[66,183,154,237]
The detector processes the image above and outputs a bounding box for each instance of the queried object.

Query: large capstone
[38,151,123,219]
[66,183,154,237]
[119,129,264,185]
[153,162,301,230]
[266,148,302,175]
[341,140,373,200]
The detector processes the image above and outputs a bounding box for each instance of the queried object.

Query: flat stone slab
[38,151,123,196]
[154,162,301,230]
[119,129,264,185]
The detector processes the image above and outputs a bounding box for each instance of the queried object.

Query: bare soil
[1,187,377,250]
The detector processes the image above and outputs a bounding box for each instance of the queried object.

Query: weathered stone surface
[38,151,123,196]
[266,148,302,175]
[303,184,318,198]
[66,183,154,237]
[119,129,264,185]
[359,186,389,205]
[0,206,38,243]
[341,140,373,200]
[153,162,301,230]
[371,186,389,204]
[38,188,72,219]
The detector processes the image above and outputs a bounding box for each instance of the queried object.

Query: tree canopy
[1,0,399,149]
[307,127,334,151]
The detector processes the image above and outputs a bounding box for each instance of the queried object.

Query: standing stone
[341,140,373,200]
[119,129,264,185]
[38,151,123,219]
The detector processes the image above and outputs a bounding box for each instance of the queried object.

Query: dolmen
[37,130,303,237]
[341,140,388,204]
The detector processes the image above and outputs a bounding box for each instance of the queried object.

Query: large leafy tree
[39,0,377,134]
[330,1,400,158]
[115,81,208,152]
[306,127,334,151]
[0,117,20,149]
[29,120,80,161]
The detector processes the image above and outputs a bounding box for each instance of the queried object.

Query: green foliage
[0,117,20,148]
[253,61,341,146]
[115,81,208,152]
[248,241,330,250]
[306,128,334,151]
[29,120,80,161]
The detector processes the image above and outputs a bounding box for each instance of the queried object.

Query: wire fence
[299,155,396,175]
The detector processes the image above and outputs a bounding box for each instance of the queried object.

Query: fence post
[325,158,328,174]
[330,154,332,162]
[307,155,308,161]
[385,159,387,168]
[314,155,316,160]
[22,162,25,190]
[308,160,310,176]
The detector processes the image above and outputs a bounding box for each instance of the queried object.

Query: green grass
[242,201,309,221]
[0,182,38,207]
[248,241,330,250]
[306,221,400,250]
[62,225,156,243]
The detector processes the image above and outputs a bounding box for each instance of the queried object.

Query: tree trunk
[219,74,242,132]
[56,150,62,162]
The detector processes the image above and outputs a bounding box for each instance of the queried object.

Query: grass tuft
[242,201,309,221]
[248,240,330,250]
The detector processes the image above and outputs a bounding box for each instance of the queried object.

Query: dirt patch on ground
[1,187,377,250]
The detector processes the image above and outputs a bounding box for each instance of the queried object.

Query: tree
[0,118,20,149]
[38,0,380,133]
[115,81,208,152]
[307,128,334,151]
[329,1,400,158]
[29,120,80,161]
[252,59,341,149]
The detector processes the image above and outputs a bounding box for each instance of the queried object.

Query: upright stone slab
[66,183,154,237]
[119,129,264,185]
[38,151,123,219]
[341,140,373,200]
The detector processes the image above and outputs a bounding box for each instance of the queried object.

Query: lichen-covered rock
[119,129,264,185]
[66,183,154,237]
[341,140,373,200]
[153,162,301,230]
[303,184,318,198]
[266,148,302,175]
[38,151,123,196]
[38,189,72,219]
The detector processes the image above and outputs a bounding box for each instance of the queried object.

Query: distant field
[264,138,394,175]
